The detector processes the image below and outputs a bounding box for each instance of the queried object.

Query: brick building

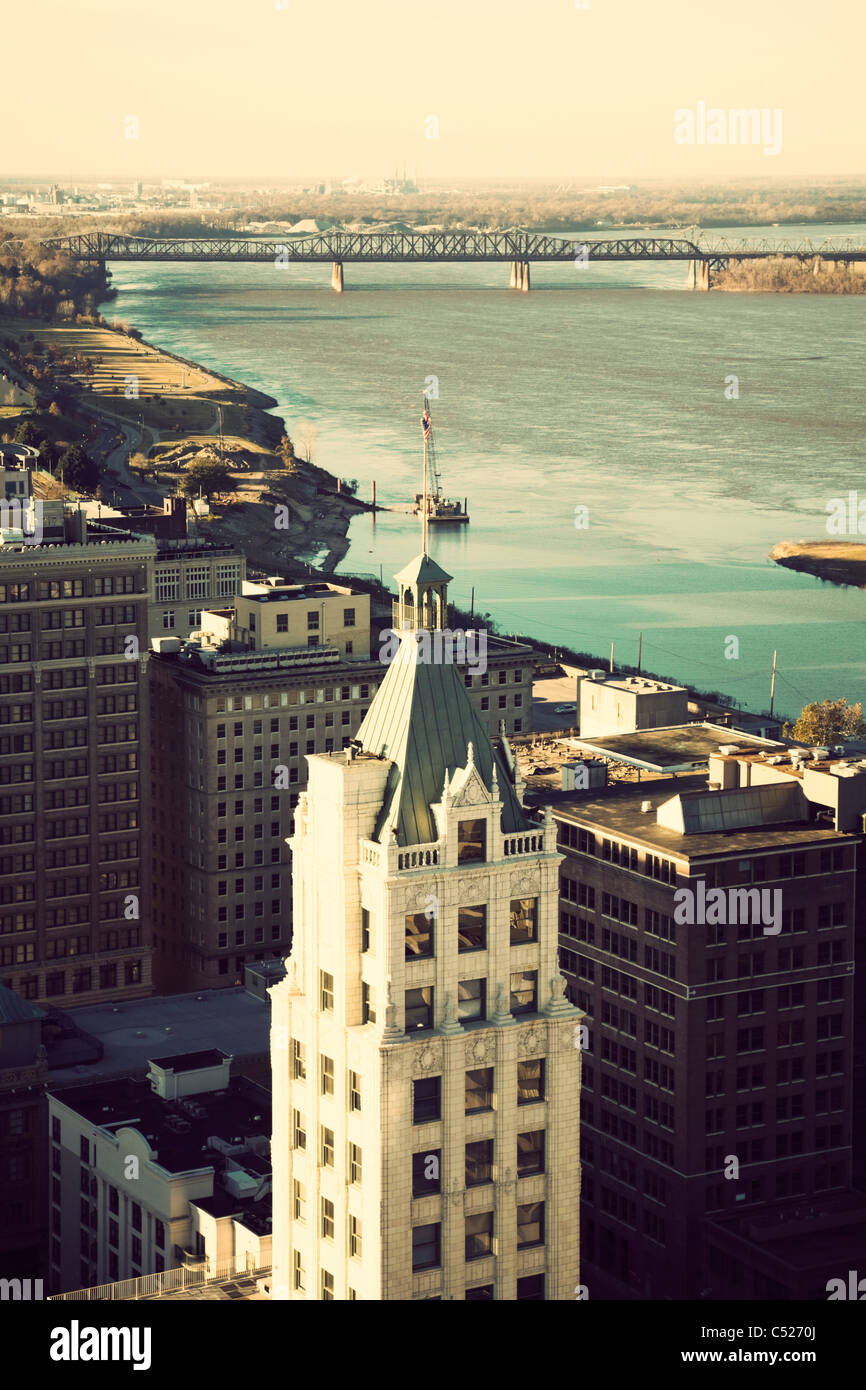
[0,512,154,1007]
[148,572,533,993]
[552,743,865,1299]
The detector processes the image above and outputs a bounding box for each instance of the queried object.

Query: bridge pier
[687,258,710,290]
[509,260,531,290]
[330,261,344,293]
[509,260,518,289]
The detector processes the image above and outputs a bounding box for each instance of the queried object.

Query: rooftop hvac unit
[812,747,831,760]
[718,745,741,756]
[588,669,606,681]
[640,800,653,814]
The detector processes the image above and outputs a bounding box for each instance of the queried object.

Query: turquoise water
[104,223,866,719]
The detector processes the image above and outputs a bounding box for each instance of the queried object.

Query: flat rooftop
[707,1191,866,1273]
[713,745,866,783]
[570,723,781,773]
[45,986,270,1084]
[48,1074,271,1176]
[589,675,684,695]
[554,776,856,860]
[150,1048,229,1072]
[244,581,353,601]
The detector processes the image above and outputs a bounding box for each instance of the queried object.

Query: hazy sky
[6,0,864,180]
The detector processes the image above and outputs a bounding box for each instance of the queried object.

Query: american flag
[421,408,431,439]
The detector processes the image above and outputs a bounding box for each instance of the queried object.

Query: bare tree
[296,420,318,464]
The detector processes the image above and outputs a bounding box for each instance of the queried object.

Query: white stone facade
[271,740,581,1300]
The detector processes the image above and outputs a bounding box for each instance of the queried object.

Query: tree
[14,419,44,446]
[786,698,866,744]
[59,443,100,492]
[37,439,58,473]
[181,459,234,500]
[296,421,318,463]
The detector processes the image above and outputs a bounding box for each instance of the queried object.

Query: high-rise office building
[0,509,154,1007]
[553,742,865,1298]
[270,553,581,1300]
[149,573,533,993]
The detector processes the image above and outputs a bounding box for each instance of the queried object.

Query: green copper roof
[394,552,453,587]
[0,982,44,1025]
[356,632,528,846]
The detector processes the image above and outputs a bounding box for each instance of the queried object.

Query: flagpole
[422,397,429,558]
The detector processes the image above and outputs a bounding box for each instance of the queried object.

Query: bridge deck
[34,231,866,264]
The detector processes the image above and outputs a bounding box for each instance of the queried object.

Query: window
[320,970,334,1012]
[465,1211,494,1261]
[517,1274,545,1300]
[321,1054,334,1096]
[349,1214,362,1258]
[518,1058,545,1105]
[517,1130,545,1177]
[320,1270,334,1300]
[465,1067,494,1113]
[361,908,371,953]
[457,818,486,863]
[344,608,355,627]
[293,1250,305,1292]
[458,977,486,1022]
[293,1180,305,1222]
[510,970,537,1016]
[466,1139,494,1187]
[348,1070,361,1112]
[466,1284,494,1301]
[362,981,376,1024]
[517,1201,544,1248]
[405,910,434,959]
[413,1149,441,1196]
[510,896,538,944]
[292,1038,306,1081]
[458,904,486,952]
[405,986,434,1031]
[349,1142,362,1185]
[412,1223,441,1271]
[292,1110,306,1151]
[413,1076,441,1123]
[321,1127,335,1167]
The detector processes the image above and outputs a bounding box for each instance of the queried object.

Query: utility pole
[610,641,615,674]
[769,650,777,718]
[637,631,643,673]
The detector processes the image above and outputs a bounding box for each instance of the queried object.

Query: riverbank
[770,540,866,589]
[0,313,369,575]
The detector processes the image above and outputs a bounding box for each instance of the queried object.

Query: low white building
[579,670,688,739]
[47,1050,271,1295]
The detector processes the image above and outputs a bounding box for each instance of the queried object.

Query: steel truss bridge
[28,229,866,290]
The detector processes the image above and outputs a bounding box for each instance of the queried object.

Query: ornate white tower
[270,556,581,1300]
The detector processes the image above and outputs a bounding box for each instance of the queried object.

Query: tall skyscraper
[271,553,581,1300]
[0,508,154,1007]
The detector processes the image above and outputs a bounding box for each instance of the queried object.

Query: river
[104,222,866,720]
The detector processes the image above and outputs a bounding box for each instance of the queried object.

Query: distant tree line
[0,239,114,319]
[714,257,866,293]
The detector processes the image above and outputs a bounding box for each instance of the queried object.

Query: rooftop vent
[640,800,653,814]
